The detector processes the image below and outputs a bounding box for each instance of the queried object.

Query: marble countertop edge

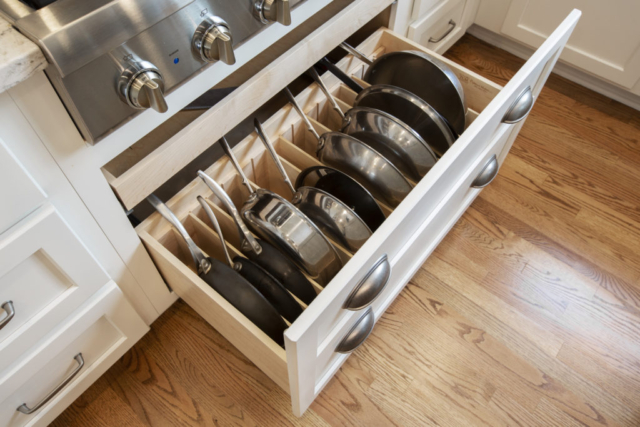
[0,17,47,94]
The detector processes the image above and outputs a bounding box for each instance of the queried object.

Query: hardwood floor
[52,34,640,426]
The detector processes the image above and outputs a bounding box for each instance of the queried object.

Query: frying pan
[217,138,344,286]
[197,196,303,323]
[254,118,372,252]
[295,166,386,232]
[340,42,467,137]
[319,57,454,157]
[285,88,412,208]
[308,67,438,180]
[147,194,287,346]
[197,171,318,304]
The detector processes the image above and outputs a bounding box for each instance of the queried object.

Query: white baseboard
[466,24,640,112]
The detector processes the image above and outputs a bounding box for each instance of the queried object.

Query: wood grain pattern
[52,35,640,426]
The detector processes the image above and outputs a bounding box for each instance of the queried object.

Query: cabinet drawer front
[0,139,46,235]
[408,0,467,53]
[136,9,580,418]
[0,204,110,373]
[0,282,148,427]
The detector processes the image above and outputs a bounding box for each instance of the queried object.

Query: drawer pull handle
[429,19,456,43]
[17,353,84,415]
[503,86,534,124]
[472,155,499,188]
[0,301,15,330]
[336,308,375,354]
[344,255,390,310]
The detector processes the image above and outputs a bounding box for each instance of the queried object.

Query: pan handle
[335,308,375,353]
[284,88,322,145]
[197,171,263,255]
[219,137,256,195]
[197,195,234,267]
[307,67,345,119]
[254,118,297,195]
[147,194,211,274]
[318,58,364,93]
[339,42,374,67]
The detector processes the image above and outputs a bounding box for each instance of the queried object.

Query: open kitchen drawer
[131,10,580,416]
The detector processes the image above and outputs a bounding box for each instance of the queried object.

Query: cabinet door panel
[502,0,640,88]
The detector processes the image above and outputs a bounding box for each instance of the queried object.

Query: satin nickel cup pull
[472,155,499,188]
[17,353,85,414]
[344,255,390,310]
[503,86,534,124]
[336,308,375,354]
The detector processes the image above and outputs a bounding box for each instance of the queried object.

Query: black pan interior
[199,257,287,347]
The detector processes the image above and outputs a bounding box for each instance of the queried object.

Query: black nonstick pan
[147,194,287,346]
[197,196,303,323]
[308,67,438,180]
[197,171,319,303]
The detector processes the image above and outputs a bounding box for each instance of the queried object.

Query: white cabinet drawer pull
[336,308,375,354]
[503,86,534,124]
[472,155,499,188]
[0,301,15,331]
[344,255,390,310]
[429,19,456,43]
[17,353,85,414]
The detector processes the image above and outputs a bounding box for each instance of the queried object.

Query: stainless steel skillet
[254,118,371,252]
[197,196,303,323]
[308,67,438,180]
[340,42,467,137]
[147,194,287,346]
[197,171,318,303]
[217,137,343,287]
[319,57,455,158]
[285,88,412,208]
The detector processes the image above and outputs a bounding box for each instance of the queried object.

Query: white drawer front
[408,0,467,53]
[135,9,580,418]
[0,282,148,427]
[0,204,110,373]
[0,139,46,234]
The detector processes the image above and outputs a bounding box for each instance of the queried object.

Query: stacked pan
[148,43,467,347]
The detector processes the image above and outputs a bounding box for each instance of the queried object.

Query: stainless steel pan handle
[339,42,374,67]
[0,301,15,331]
[197,196,234,267]
[17,353,84,415]
[336,308,375,353]
[197,171,263,255]
[219,137,255,195]
[254,118,297,195]
[147,194,211,274]
[284,88,322,144]
[429,19,456,43]
[307,67,345,119]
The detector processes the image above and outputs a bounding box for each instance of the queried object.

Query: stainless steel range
[0,0,301,143]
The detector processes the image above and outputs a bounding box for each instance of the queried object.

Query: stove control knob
[118,61,168,113]
[254,0,291,26]
[193,17,236,65]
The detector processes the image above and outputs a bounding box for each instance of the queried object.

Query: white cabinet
[0,140,46,234]
[474,0,640,96]
[502,0,640,90]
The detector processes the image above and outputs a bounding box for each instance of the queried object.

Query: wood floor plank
[52,34,640,427]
